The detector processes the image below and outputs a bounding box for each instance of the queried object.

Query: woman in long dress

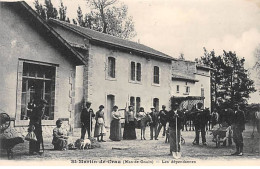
[109,106,122,141]
[52,120,69,150]
[123,105,137,140]
[94,105,106,142]
[136,107,150,140]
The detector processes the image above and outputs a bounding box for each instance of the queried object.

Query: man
[81,101,95,139]
[192,102,208,146]
[156,105,168,138]
[231,103,246,156]
[28,99,47,155]
[167,102,183,155]
[149,107,159,140]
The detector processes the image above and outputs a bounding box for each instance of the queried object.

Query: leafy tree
[199,48,256,111]
[77,6,84,27]
[34,0,70,23]
[79,0,136,39]
[44,0,58,19]
[34,0,46,20]
[59,2,67,21]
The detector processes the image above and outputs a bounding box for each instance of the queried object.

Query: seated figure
[52,120,69,150]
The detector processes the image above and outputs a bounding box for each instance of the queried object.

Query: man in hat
[192,102,208,146]
[149,107,159,140]
[167,102,183,155]
[81,101,95,139]
[231,103,246,156]
[29,99,47,155]
[156,105,168,138]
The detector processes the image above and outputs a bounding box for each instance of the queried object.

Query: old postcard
[0,0,260,166]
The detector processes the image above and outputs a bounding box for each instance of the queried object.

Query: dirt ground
[1,124,260,165]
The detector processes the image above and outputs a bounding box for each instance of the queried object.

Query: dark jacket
[193,108,209,127]
[158,109,168,125]
[232,110,246,131]
[149,111,159,126]
[167,110,183,130]
[81,107,95,124]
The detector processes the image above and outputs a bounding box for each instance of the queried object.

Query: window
[136,63,141,81]
[21,62,56,120]
[130,62,135,81]
[176,85,180,93]
[136,97,141,112]
[130,96,135,107]
[130,61,141,82]
[185,86,190,94]
[153,66,160,84]
[108,57,115,78]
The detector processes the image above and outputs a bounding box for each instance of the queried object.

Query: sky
[24,0,260,103]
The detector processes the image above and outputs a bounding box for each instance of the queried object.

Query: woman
[123,105,137,140]
[109,106,122,141]
[52,120,69,151]
[94,105,106,142]
[136,107,150,140]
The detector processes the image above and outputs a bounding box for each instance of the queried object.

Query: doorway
[153,98,159,112]
[106,94,115,127]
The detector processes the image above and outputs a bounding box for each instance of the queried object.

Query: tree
[178,53,185,60]
[34,0,70,23]
[34,0,46,20]
[59,2,67,21]
[198,48,256,111]
[77,6,85,27]
[44,0,58,19]
[81,0,136,39]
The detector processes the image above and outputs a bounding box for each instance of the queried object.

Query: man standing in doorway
[81,101,95,139]
[231,103,246,156]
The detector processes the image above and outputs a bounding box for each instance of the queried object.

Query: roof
[172,74,199,82]
[48,18,176,61]
[2,1,86,65]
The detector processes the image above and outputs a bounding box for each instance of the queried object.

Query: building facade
[0,2,212,132]
[0,2,85,134]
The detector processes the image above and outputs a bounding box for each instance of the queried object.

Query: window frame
[152,66,160,86]
[129,60,142,84]
[16,59,58,126]
[106,56,117,81]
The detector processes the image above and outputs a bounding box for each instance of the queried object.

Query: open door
[106,94,115,127]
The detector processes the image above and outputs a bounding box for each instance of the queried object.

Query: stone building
[0,1,212,132]
[0,1,85,133]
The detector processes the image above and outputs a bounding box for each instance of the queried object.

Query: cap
[99,105,104,109]
[151,107,155,110]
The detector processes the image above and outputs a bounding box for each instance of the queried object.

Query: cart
[210,123,232,148]
[0,111,24,159]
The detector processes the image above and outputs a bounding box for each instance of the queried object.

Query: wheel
[0,112,10,133]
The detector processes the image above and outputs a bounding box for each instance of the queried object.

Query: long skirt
[94,123,106,137]
[123,121,136,140]
[109,119,122,141]
[52,138,68,150]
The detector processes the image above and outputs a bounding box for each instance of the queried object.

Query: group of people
[79,101,172,142]
[27,99,246,157]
